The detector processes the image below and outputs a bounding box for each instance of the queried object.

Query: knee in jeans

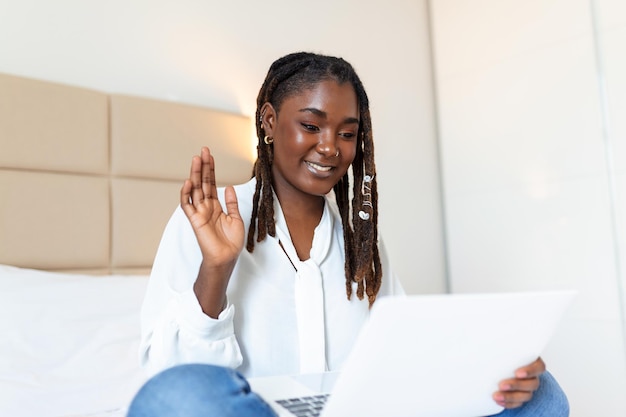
[539,372,570,416]
[127,364,251,417]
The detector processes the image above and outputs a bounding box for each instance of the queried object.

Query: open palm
[180,147,245,267]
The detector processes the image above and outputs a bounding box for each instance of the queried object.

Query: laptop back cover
[321,290,575,417]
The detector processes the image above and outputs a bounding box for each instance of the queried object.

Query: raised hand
[180,147,245,317]
[180,147,245,264]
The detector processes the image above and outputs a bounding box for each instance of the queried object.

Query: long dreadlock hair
[247,52,382,305]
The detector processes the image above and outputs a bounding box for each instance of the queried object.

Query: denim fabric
[127,364,568,417]
[127,364,278,417]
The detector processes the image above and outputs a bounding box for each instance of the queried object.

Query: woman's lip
[305,161,335,175]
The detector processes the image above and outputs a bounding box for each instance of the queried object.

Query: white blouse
[139,179,404,378]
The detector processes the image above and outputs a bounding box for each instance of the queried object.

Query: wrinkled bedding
[0,264,149,417]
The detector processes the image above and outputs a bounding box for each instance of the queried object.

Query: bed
[0,73,254,417]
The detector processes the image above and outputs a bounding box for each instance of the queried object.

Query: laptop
[249,290,575,417]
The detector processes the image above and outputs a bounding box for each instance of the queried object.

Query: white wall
[430,0,626,415]
[0,0,446,295]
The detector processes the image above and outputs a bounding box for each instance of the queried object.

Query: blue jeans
[127,364,569,417]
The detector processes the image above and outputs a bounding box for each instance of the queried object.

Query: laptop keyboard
[276,394,330,417]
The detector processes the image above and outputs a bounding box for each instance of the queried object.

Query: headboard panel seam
[0,72,253,273]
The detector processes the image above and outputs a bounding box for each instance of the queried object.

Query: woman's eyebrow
[299,107,359,124]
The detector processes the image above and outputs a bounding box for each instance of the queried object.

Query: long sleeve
[138,206,243,376]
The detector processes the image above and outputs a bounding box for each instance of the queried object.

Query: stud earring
[264,136,274,145]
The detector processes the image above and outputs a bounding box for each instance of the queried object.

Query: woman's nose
[316,135,339,158]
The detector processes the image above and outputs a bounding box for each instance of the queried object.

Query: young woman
[128,52,568,417]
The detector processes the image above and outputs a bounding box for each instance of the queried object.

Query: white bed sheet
[0,264,149,417]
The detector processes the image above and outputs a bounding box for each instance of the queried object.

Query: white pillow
[0,264,149,417]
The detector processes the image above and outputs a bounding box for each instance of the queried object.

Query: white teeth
[306,161,332,172]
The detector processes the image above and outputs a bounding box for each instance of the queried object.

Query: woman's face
[263,80,359,202]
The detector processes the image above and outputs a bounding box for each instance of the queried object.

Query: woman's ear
[260,102,277,137]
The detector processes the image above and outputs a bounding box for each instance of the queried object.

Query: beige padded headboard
[0,73,254,274]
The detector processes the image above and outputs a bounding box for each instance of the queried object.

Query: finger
[493,389,534,409]
[498,376,540,393]
[189,154,204,205]
[515,357,545,379]
[180,179,195,217]
[495,369,541,410]
[223,186,241,220]
[200,147,217,200]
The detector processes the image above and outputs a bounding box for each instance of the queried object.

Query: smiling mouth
[305,161,333,173]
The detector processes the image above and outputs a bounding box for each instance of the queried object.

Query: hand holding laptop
[494,356,546,408]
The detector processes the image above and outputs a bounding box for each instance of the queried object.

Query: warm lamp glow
[248,122,258,163]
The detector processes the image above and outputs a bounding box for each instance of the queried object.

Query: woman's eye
[339,132,355,139]
[301,123,319,132]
